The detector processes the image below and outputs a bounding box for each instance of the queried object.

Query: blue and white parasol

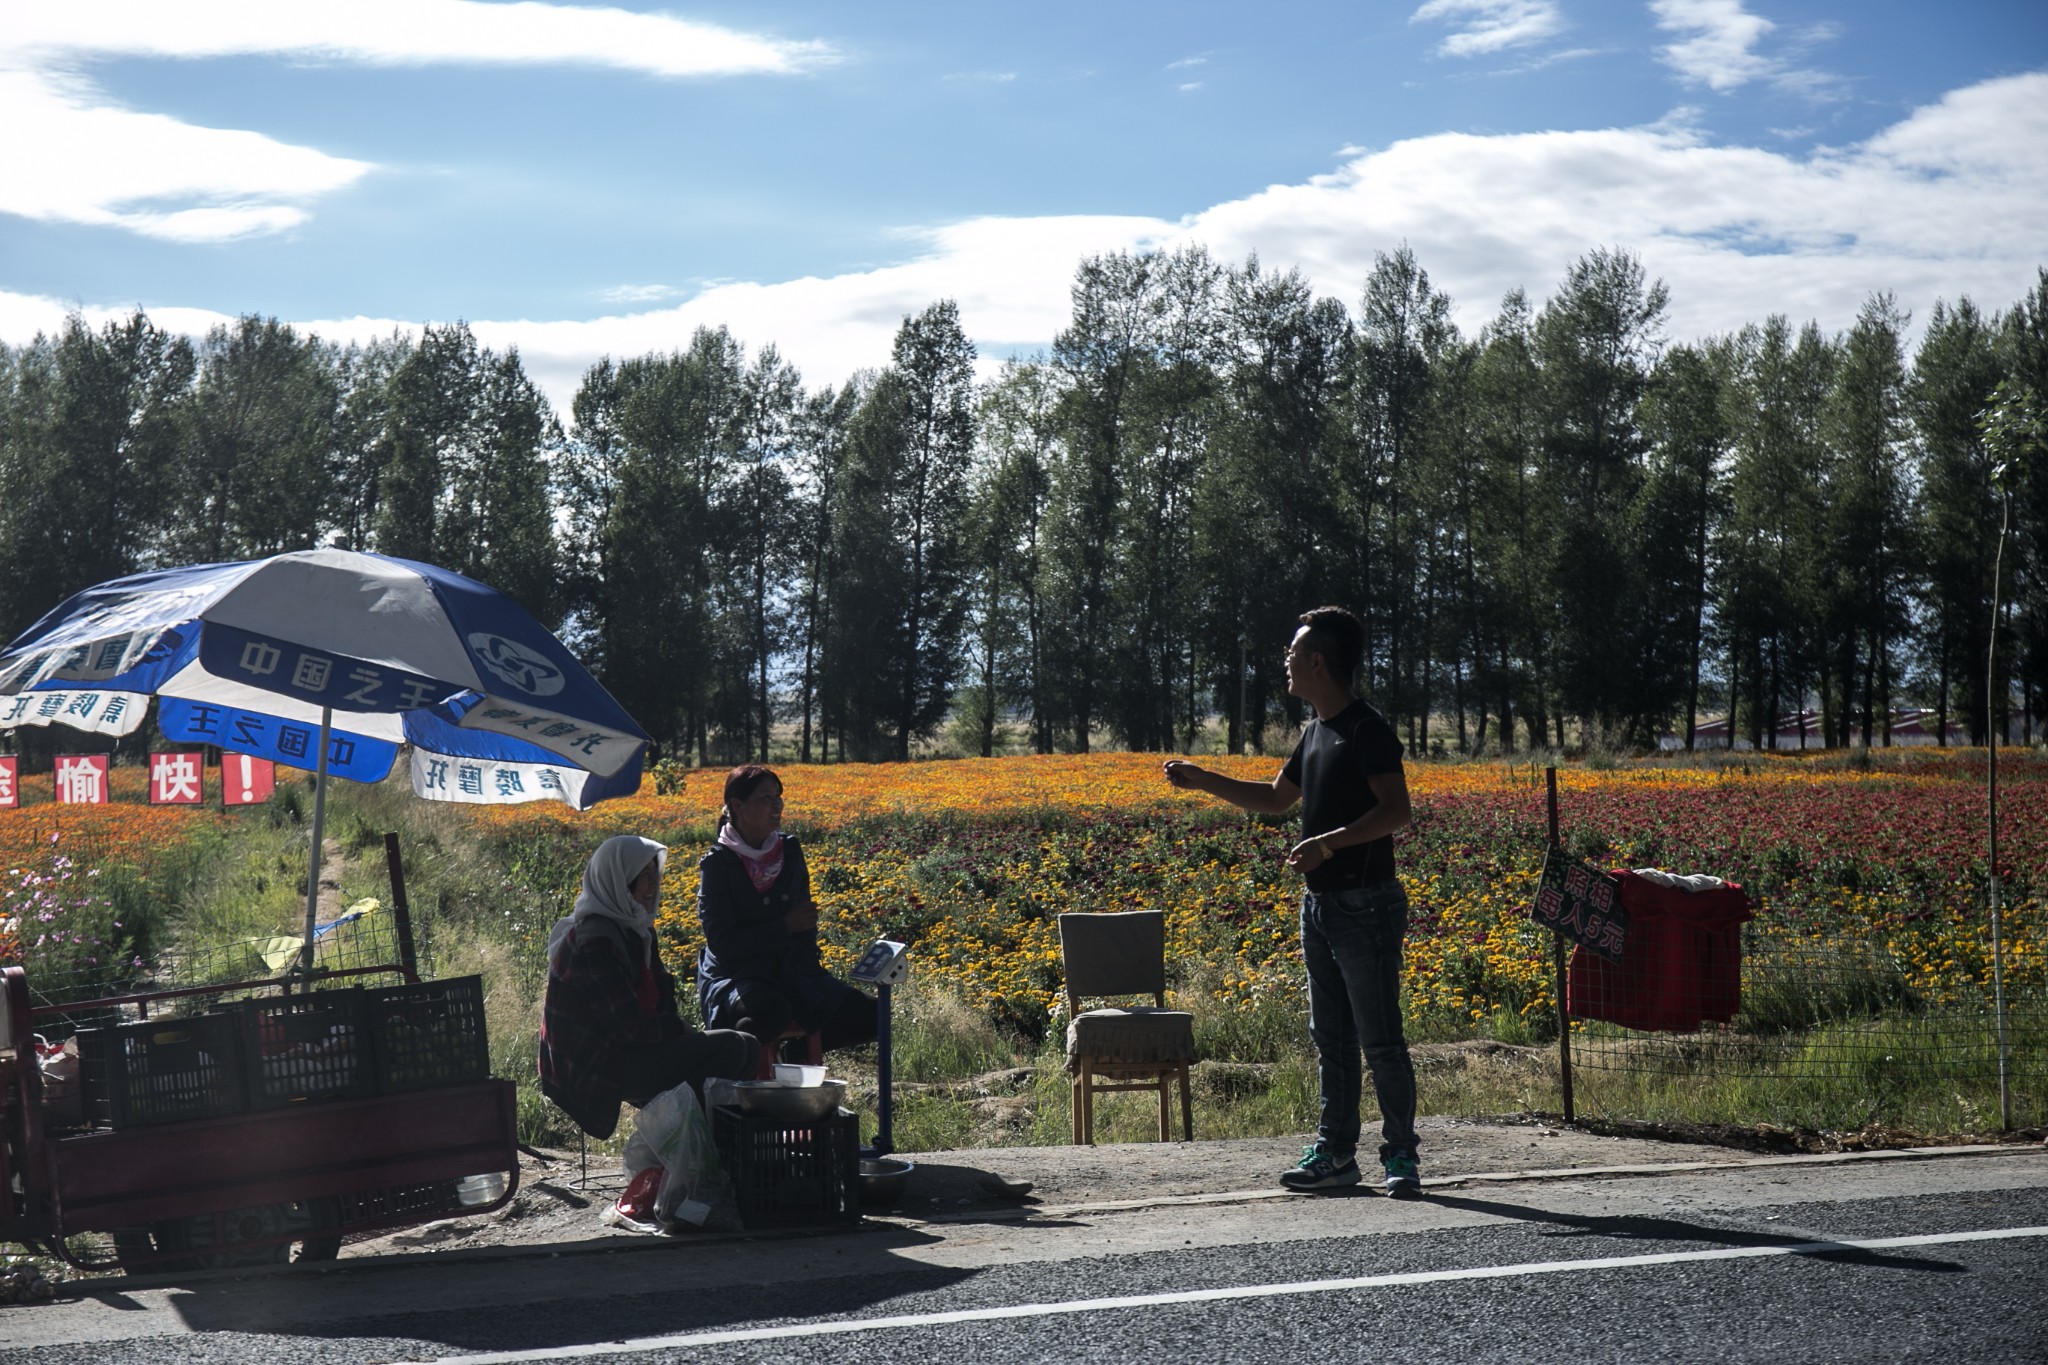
[0,548,651,971]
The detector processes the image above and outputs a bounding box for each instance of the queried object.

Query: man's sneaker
[1383,1154,1422,1198]
[1280,1145,1361,1191]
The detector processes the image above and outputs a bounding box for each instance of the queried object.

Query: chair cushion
[1065,1007,1195,1074]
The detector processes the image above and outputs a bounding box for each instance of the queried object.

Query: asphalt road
[8,1148,2046,1364]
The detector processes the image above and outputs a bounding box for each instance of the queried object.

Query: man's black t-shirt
[1279,698,1405,891]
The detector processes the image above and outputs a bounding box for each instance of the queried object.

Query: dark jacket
[537,915,683,1140]
[696,836,833,1024]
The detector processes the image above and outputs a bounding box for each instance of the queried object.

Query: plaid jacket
[537,915,685,1139]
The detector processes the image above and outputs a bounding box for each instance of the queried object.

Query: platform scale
[849,938,910,1158]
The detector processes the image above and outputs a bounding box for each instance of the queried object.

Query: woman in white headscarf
[537,834,759,1139]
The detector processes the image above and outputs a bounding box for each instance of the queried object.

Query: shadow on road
[85,1221,996,1353]
[1424,1192,1966,1274]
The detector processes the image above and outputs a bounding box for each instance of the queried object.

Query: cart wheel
[295,1196,343,1262]
[141,1221,202,1274]
[157,1198,335,1269]
[110,1228,161,1272]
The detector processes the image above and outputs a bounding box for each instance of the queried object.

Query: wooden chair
[1058,911,1194,1145]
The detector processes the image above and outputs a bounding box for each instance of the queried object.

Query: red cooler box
[1567,872,1753,1032]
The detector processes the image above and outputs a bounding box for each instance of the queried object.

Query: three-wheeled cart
[0,848,518,1273]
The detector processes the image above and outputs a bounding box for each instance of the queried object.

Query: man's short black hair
[1298,605,1365,691]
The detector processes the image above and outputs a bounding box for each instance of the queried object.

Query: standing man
[1163,605,1421,1196]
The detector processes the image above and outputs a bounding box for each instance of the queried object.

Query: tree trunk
[1937,654,1949,747]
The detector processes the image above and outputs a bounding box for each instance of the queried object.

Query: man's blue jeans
[1301,879,1419,1164]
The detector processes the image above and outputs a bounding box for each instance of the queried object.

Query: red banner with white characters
[221,752,276,807]
[0,755,16,808]
[149,751,206,805]
[54,754,109,805]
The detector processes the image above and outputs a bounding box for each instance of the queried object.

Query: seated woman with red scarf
[537,834,759,1139]
[695,765,877,1056]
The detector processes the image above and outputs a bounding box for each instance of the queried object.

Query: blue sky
[3,0,2045,408]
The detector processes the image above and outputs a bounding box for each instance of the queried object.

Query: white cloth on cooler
[1631,868,1729,892]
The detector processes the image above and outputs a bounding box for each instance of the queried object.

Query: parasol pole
[298,705,335,978]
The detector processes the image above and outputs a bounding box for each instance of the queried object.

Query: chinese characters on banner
[221,752,276,807]
[54,754,109,805]
[208,626,450,714]
[0,689,145,737]
[1532,844,1629,963]
[0,755,16,808]
[412,753,581,806]
[148,751,206,805]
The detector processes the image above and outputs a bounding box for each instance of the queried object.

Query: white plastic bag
[34,1035,83,1127]
[618,1082,725,1229]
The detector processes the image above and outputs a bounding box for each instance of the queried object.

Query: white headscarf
[545,834,668,974]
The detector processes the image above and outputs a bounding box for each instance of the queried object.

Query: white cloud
[1410,0,1564,57]
[1650,0,1837,96]
[1167,56,1209,70]
[12,73,2046,417]
[597,284,684,305]
[0,68,371,242]
[1650,0,1775,89]
[1480,45,1606,76]
[7,1,832,79]
[1179,82,1205,93]
[0,1,832,245]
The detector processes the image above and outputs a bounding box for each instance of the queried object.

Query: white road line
[432,1224,2048,1364]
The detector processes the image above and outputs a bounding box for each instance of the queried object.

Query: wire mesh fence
[18,907,410,1037]
[1552,901,2045,1134]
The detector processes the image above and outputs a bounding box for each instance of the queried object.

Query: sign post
[1545,767,1573,1123]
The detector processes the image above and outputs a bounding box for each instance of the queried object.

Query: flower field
[0,766,233,973]
[466,749,2048,1050]
[4,749,2040,1052]
[8,745,2035,1137]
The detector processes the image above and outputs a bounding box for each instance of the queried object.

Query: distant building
[1660,708,1969,751]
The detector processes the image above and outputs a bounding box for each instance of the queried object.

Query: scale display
[850,938,910,985]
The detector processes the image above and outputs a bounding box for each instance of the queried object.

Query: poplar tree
[720,345,802,761]
[1046,253,1153,751]
[2001,271,2048,741]
[1466,290,1556,749]
[1821,294,1916,745]
[171,316,340,564]
[973,359,1061,754]
[0,313,192,642]
[790,378,861,762]
[1912,297,2007,742]
[1635,342,1728,746]
[1533,248,1669,741]
[1204,257,1348,750]
[832,303,977,759]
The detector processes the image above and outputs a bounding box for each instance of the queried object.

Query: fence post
[1548,765,1574,1124]
[1988,481,2012,1132]
[384,832,421,985]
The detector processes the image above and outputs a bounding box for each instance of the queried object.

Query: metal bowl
[858,1157,915,1206]
[727,1079,847,1121]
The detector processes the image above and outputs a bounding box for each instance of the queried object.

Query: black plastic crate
[239,988,374,1109]
[365,975,491,1094]
[77,1012,244,1129]
[711,1105,860,1229]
